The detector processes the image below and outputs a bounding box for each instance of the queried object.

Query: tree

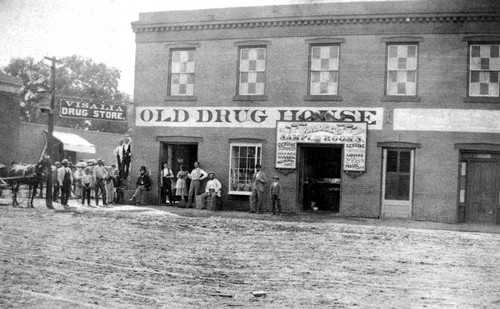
[3,55,131,134]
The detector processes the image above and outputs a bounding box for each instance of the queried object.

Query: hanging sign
[275,121,367,171]
[59,97,127,122]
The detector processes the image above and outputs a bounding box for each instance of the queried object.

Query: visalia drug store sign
[276,121,367,171]
[59,98,127,122]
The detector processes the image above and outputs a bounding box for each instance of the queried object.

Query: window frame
[166,47,197,99]
[306,43,342,100]
[383,42,420,101]
[228,142,263,196]
[234,45,268,101]
[466,42,500,100]
[382,148,414,201]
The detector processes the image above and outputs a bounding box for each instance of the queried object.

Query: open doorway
[298,145,342,212]
[159,143,198,203]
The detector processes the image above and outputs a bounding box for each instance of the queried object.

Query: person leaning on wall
[130,166,151,206]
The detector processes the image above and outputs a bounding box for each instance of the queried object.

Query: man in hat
[122,138,132,179]
[93,159,108,206]
[199,172,222,209]
[130,166,151,205]
[57,159,73,206]
[52,161,61,202]
[187,161,208,208]
[249,164,267,214]
[270,175,282,215]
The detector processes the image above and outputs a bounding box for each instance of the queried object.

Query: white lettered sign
[276,121,367,171]
[136,107,383,130]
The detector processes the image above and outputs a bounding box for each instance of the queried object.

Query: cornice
[132,14,499,34]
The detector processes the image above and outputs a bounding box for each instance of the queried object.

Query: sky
[0,0,416,98]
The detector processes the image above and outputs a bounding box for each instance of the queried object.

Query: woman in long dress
[175,165,189,206]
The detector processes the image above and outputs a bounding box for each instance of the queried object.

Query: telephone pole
[44,56,57,209]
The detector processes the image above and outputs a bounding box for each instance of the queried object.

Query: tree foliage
[3,55,131,134]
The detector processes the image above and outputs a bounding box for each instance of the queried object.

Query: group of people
[52,158,124,207]
[153,161,222,209]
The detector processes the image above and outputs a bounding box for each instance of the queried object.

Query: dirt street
[1,200,499,308]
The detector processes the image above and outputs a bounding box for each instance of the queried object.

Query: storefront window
[229,143,262,195]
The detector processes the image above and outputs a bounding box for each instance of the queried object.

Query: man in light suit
[249,164,267,214]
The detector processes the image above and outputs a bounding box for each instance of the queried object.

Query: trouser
[115,187,124,204]
[116,156,123,178]
[162,178,173,204]
[61,182,71,206]
[82,186,92,205]
[95,179,107,205]
[53,183,60,201]
[200,191,217,209]
[249,189,264,213]
[271,195,282,214]
[123,157,130,178]
[105,181,114,203]
[133,185,148,205]
[187,179,201,207]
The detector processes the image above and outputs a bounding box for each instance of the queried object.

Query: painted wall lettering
[136,107,383,130]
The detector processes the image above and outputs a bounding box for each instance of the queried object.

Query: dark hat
[61,159,69,165]
[140,166,147,171]
[272,175,280,180]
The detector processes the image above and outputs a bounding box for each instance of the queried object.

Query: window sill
[463,97,500,103]
[233,95,268,101]
[304,95,342,101]
[381,96,421,102]
[165,96,197,101]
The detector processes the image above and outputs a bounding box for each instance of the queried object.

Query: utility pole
[44,56,57,209]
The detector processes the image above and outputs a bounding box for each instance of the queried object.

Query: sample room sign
[59,98,127,122]
[276,121,367,171]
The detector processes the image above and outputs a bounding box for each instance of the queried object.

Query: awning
[51,131,96,154]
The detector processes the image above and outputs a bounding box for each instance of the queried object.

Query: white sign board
[276,121,367,171]
[136,107,383,130]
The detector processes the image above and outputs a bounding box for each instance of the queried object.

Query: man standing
[249,164,267,213]
[199,172,222,209]
[52,161,61,202]
[93,159,108,206]
[122,138,132,179]
[187,161,207,208]
[113,139,124,177]
[57,159,73,207]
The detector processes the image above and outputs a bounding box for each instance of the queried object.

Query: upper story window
[169,49,195,96]
[238,47,266,96]
[469,44,499,98]
[386,44,418,97]
[309,45,339,96]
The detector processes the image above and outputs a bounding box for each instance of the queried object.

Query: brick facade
[131,0,500,223]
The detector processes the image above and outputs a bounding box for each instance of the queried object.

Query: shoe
[129,196,135,201]
[248,211,255,213]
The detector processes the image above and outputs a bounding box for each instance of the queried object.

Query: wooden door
[466,161,499,224]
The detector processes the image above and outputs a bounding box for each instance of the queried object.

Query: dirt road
[1,202,499,308]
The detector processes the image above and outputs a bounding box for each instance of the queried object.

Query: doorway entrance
[298,145,342,212]
[159,143,198,203]
[460,152,500,224]
[381,148,415,218]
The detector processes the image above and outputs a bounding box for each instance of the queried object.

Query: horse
[6,156,51,207]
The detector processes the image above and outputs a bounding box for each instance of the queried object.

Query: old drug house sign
[59,98,127,122]
[276,121,367,171]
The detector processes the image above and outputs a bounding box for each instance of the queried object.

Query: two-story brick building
[131,0,500,223]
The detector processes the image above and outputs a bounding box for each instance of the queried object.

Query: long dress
[175,170,188,197]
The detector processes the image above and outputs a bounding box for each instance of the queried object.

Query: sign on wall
[276,121,367,171]
[59,97,127,122]
[136,107,383,130]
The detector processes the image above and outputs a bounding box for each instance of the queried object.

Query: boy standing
[270,175,282,215]
[82,168,94,206]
